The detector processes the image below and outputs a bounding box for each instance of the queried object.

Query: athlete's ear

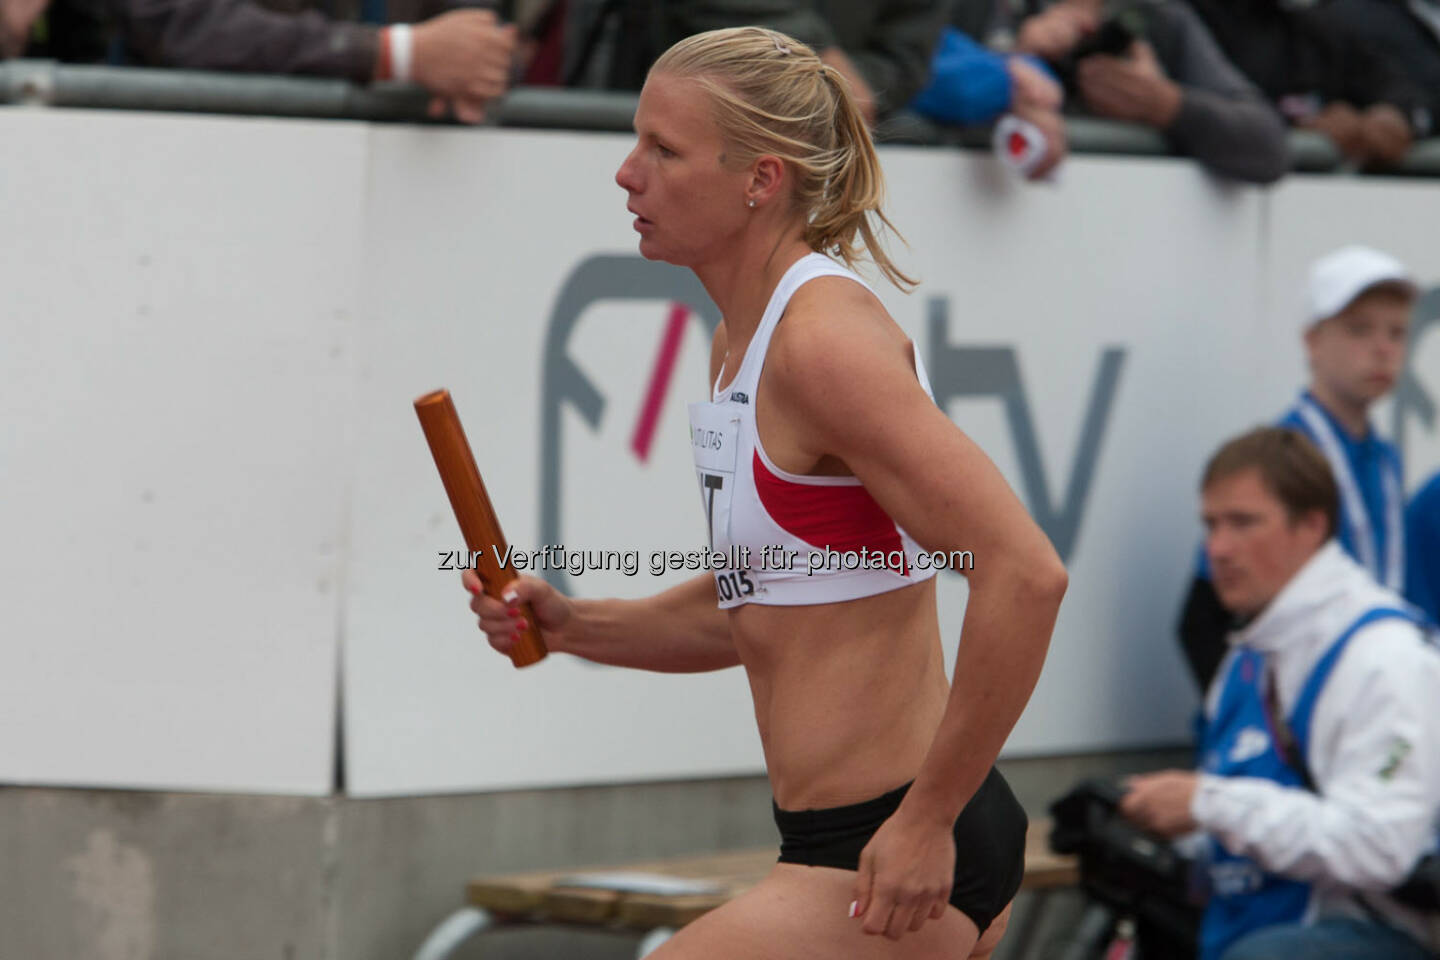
[748,155,786,207]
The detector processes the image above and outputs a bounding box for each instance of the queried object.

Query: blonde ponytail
[807,64,915,290]
[652,27,916,291]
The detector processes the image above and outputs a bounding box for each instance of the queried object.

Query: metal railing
[3,59,1438,176]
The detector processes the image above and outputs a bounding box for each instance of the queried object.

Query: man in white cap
[1179,244,1418,692]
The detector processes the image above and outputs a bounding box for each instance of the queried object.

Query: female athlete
[464,26,1067,959]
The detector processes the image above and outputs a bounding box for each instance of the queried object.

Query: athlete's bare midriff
[727,577,951,811]
[705,268,956,812]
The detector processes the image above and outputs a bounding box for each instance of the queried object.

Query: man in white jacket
[1123,427,1440,960]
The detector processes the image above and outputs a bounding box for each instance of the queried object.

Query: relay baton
[413,388,548,668]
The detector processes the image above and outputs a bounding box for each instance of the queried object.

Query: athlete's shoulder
[764,274,926,442]
[771,273,902,377]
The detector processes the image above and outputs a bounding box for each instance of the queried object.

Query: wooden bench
[412,820,1077,960]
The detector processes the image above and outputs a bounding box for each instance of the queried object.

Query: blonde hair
[651,27,916,291]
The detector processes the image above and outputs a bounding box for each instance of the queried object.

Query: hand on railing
[1005,102,1068,180]
[0,0,48,59]
[1358,104,1413,168]
[1014,3,1097,61]
[411,8,517,124]
[1299,101,1414,169]
[1076,41,1182,130]
[1008,57,1063,113]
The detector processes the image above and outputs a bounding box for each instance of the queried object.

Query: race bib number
[687,401,756,608]
[688,401,739,549]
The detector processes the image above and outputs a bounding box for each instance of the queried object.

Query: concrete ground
[0,747,1188,960]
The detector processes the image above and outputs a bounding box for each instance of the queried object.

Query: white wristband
[388,24,414,84]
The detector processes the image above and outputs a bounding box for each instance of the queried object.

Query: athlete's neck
[1307,381,1371,440]
[694,235,813,378]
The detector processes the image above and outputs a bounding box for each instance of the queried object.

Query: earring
[747,199,756,208]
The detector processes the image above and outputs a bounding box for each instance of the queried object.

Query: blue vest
[1198,606,1423,960]
[1280,394,1405,592]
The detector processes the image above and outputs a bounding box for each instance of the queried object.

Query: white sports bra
[687,252,939,609]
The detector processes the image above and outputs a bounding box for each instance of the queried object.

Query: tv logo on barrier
[539,255,1129,592]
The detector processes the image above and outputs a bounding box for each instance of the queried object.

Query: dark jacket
[33,0,488,83]
[576,0,949,118]
[1184,0,1433,135]
[1323,0,1440,132]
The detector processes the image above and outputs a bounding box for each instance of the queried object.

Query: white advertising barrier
[344,129,761,795]
[345,130,1439,796]
[0,111,1436,796]
[0,110,361,795]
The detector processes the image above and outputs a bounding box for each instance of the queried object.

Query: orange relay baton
[414,388,547,668]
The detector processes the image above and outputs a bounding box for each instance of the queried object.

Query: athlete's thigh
[967,901,1011,960]
[648,864,982,960]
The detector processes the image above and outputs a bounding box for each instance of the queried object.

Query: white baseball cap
[1304,245,1417,330]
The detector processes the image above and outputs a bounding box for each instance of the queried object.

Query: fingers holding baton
[414,388,548,668]
[463,571,567,661]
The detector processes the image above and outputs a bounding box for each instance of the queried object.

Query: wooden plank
[1022,819,1078,890]
[466,867,557,915]
[616,892,732,930]
[466,819,1076,927]
[544,885,623,924]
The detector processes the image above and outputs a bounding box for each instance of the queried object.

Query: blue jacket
[1405,471,1440,622]
[910,26,1054,126]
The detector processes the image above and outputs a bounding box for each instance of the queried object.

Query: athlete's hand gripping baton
[414,388,548,668]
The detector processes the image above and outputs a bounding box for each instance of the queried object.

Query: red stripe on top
[752,450,909,575]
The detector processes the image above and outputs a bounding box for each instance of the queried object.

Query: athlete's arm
[563,574,739,671]
[465,570,738,672]
[767,280,1066,934]
[772,280,1065,811]
[459,321,741,673]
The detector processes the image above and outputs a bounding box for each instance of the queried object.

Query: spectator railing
[3,59,1438,177]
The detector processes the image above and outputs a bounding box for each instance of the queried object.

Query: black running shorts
[772,766,1027,932]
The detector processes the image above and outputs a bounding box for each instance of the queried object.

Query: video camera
[1395,853,1440,912]
[1050,779,1202,959]
[1047,5,1149,97]
[1070,7,1148,61]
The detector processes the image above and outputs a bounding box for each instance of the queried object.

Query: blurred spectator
[1185,0,1432,168]
[1323,0,1440,151]
[129,0,522,121]
[911,25,1062,126]
[567,0,949,125]
[1406,469,1440,622]
[1,0,53,57]
[7,0,525,123]
[1126,427,1440,960]
[1179,245,1417,691]
[909,26,1068,178]
[949,0,1289,183]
